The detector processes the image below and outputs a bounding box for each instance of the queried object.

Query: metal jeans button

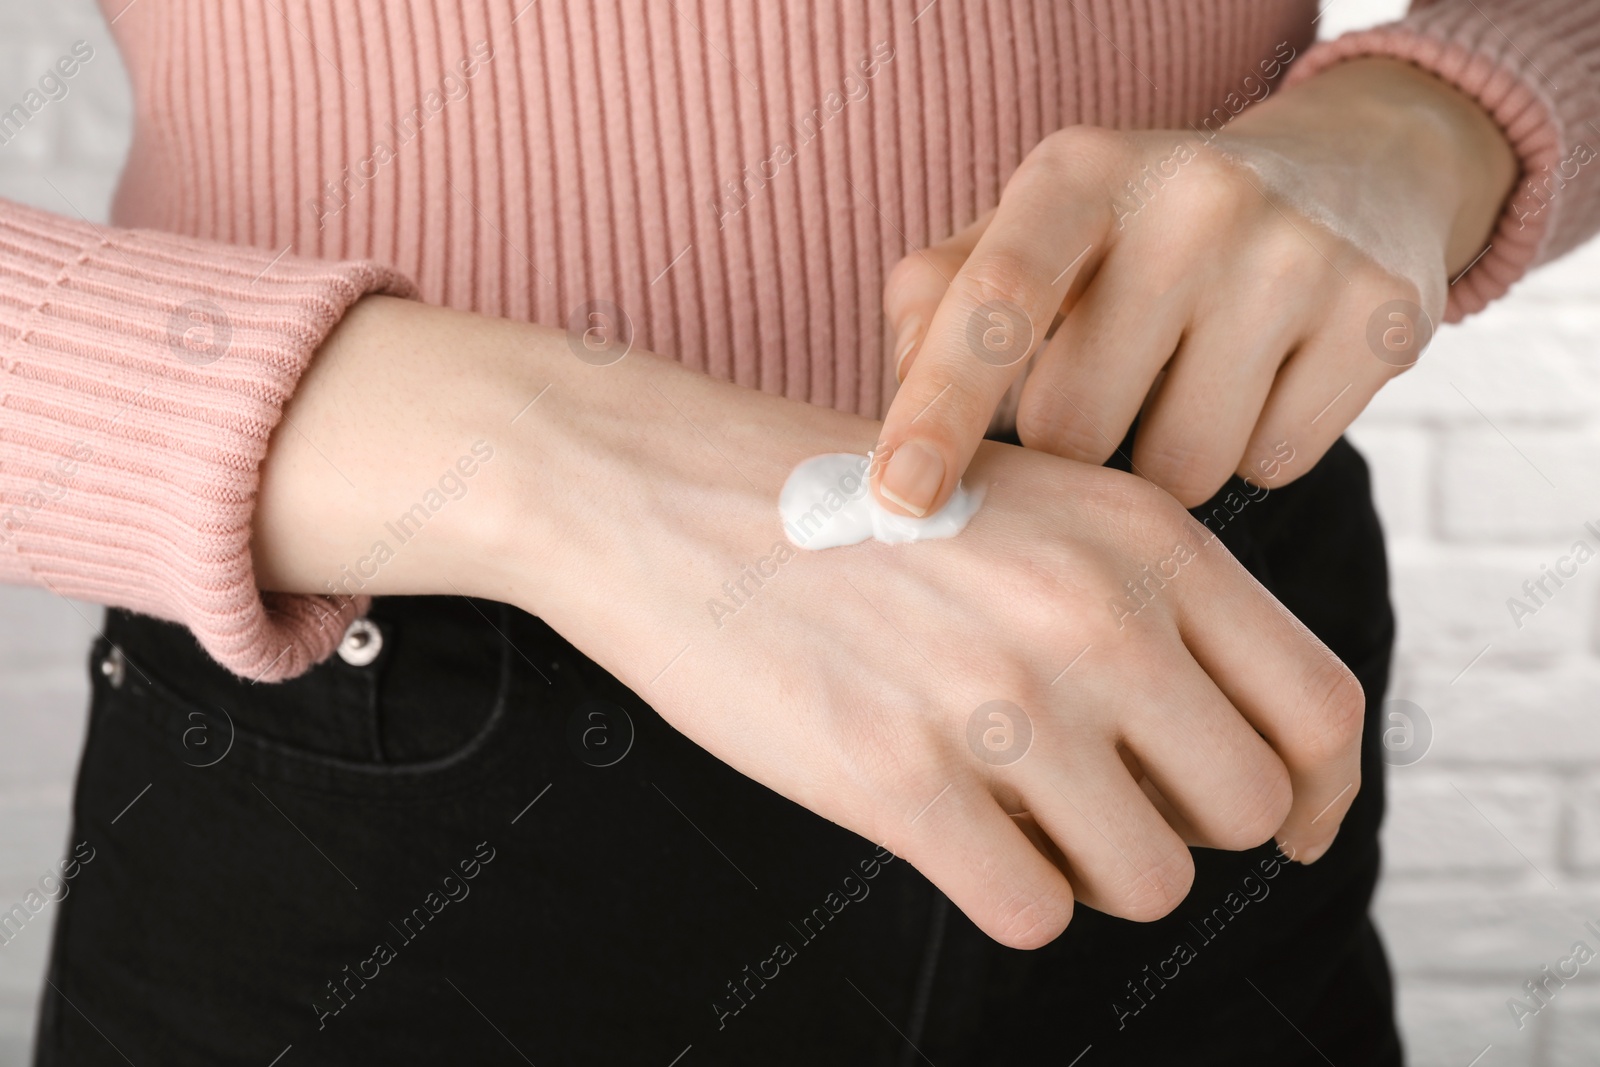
[336,618,383,667]
[99,646,126,689]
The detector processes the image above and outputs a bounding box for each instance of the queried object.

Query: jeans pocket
[92,598,544,801]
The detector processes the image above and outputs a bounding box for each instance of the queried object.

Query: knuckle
[993,887,1072,948]
[1353,270,1438,370]
[1164,151,1246,219]
[1128,477,1198,545]
[1136,439,1233,509]
[1116,845,1195,923]
[960,252,1049,319]
[1029,125,1126,175]
[1066,458,1153,520]
[1022,128,1082,178]
[955,259,1051,370]
[1237,435,1298,487]
[1360,268,1425,310]
[1382,352,1419,380]
[1253,226,1325,285]
[1291,656,1366,764]
[1015,389,1108,459]
[1218,758,1294,850]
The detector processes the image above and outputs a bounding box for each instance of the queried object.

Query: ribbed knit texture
[0,0,1592,680]
[0,199,411,680]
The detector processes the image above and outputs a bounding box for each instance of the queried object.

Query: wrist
[253,296,558,604]
[1230,56,1517,274]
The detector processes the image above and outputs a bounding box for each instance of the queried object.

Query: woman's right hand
[255,296,1364,948]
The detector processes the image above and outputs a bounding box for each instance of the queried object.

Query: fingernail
[893,319,922,383]
[1300,831,1338,864]
[1285,831,1336,865]
[879,440,944,517]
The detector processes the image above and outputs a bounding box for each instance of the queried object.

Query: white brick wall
[1362,246,1600,1064]
[0,0,1596,1064]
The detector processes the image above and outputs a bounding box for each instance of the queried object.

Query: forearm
[252,296,877,647]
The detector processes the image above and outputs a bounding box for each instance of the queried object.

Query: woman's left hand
[872,57,1517,515]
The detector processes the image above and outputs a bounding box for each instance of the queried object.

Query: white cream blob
[779,452,984,550]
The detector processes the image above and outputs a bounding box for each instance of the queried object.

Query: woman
[6,1,1595,1063]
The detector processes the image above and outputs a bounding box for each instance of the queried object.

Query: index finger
[872,137,1112,518]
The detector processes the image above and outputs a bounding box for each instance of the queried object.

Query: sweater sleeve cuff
[0,198,416,682]
[1284,2,1600,321]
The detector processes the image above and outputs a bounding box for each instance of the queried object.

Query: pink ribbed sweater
[1,1,1596,681]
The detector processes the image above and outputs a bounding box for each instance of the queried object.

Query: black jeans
[35,436,1400,1066]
